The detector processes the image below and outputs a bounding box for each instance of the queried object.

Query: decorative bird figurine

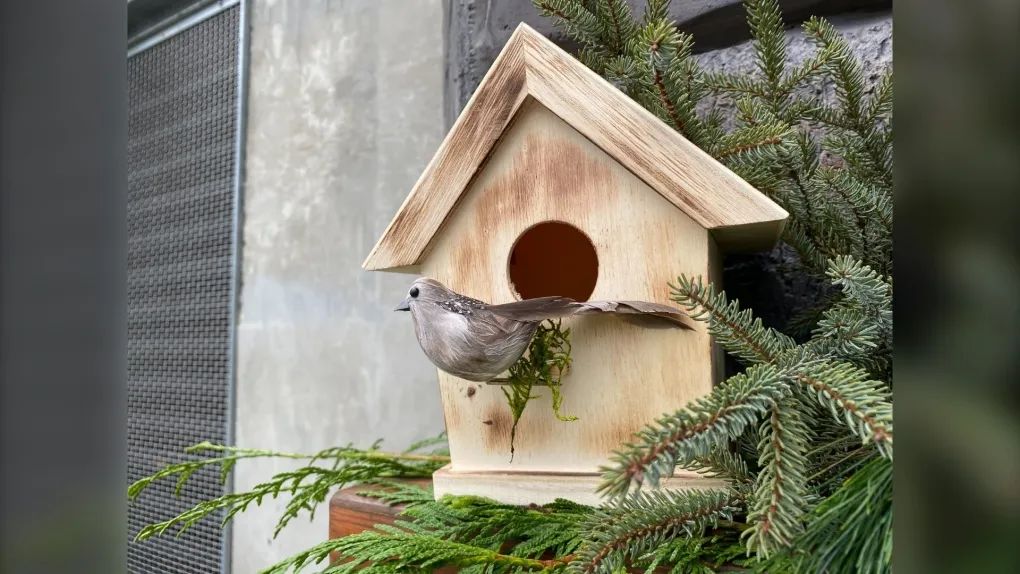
[395,278,694,382]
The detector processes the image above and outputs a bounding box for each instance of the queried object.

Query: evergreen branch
[867,69,893,122]
[790,360,893,458]
[803,16,865,127]
[596,0,636,54]
[781,41,839,93]
[264,492,594,573]
[765,456,892,574]
[746,0,787,96]
[712,122,790,161]
[262,527,569,574]
[702,71,770,99]
[599,363,790,498]
[670,275,796,365]
[533,0,602,48]
[742,398,811,557]
[570,490,740,573]
[131,440,449,541]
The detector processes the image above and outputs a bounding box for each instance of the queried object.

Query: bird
[394,277,694,383]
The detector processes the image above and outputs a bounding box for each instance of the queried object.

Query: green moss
[502,319,577,459]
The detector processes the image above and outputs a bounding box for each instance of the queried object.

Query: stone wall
[232,1,446,570]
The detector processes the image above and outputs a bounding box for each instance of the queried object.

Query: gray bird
[395,277,694,382]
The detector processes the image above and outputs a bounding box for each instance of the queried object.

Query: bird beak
[394,297,411,312]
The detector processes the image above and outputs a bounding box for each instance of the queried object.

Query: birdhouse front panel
[420,99,720,473]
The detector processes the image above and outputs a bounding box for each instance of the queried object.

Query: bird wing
[485,296,580,322]
[572,300,696,330]
[487,297,695,330]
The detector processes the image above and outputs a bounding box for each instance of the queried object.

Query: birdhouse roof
[364,24,788,272]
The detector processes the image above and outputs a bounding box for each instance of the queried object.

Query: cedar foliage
[131,1,892,572]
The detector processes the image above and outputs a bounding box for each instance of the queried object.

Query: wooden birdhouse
[363,24,787,505]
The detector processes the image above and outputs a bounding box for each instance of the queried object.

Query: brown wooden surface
[328,479,458,573]
[328,479,432,539]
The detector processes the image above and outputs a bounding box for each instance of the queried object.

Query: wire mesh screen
[128,6,239,573]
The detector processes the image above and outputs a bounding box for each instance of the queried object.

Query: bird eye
[409,287,419,298]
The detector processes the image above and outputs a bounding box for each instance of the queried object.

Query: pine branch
[569,490,740,573]
[595,0,637,54]
[533,0,603,49]
[598,363,791,498]
[765,456,892,574]
[670,275,797,365]
[790,359,893,459]
[745,0,787,97]
[742,397,811,557]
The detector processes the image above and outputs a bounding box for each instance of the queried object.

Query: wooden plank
[328,480,428,539]
[433,465,730,507]
[328,480,457,573]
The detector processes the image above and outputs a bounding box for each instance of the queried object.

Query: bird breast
[411,304,537,382]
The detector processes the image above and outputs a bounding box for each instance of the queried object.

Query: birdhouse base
[432,464,729,506]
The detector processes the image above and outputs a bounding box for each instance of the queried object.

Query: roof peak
[364,23,787,271]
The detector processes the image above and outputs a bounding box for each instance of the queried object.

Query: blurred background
[124,0,896,571]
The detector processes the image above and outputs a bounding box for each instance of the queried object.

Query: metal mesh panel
[127,6,239,573]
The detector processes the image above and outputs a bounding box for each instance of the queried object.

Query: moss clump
[502,319,576,459]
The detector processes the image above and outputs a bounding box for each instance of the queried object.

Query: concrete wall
[232,1,446,570]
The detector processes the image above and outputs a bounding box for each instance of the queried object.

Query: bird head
[394,277,452,312]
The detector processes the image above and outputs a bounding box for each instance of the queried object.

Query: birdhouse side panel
[421,100,715,473]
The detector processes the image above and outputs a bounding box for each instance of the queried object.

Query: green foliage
[262,484,593,574]
[128,438,449,541]
[599,362,791,498]
[504,319,576,458]
[132,1,893,572]
[569,489,740,573]
[763,457,893,573]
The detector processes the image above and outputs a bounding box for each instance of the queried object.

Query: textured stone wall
[233,1,446,570]
[446,0,890,124]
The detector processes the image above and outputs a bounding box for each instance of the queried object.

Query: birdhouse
[363,24,787,505]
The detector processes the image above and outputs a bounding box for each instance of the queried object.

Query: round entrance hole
[507,221,598,301]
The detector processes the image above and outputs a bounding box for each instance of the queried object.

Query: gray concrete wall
[232,1,446,570]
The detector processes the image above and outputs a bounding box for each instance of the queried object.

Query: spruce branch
[533,0,603,49]
[790,360,893,458]
[670,275,796,365]
[570,489,740,574]
[742,397,812,557]
[598,363,791,498]
[745,0,787,96]
[765,456,892,574]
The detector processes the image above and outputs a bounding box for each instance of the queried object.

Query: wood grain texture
[328,480,457,573]
[423,101,715,473]
[329,480,432,538]
[433,465,730,506]
[363,23,787,271]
